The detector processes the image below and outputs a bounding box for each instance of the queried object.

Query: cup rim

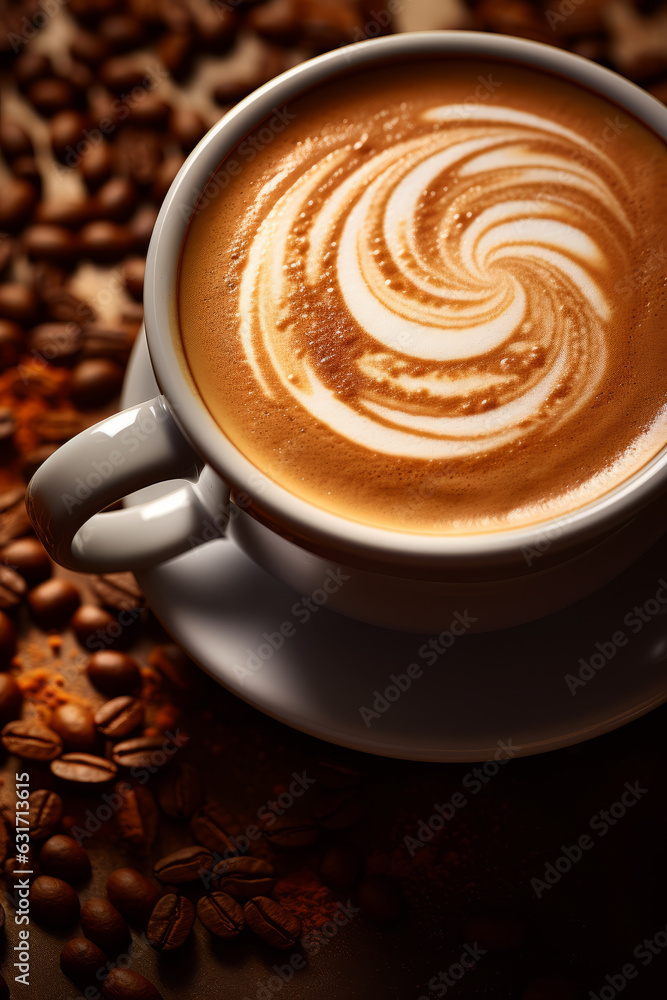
[144,30,667,567]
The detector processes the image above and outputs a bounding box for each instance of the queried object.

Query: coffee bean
[87,650,142,696]
[0,321,23,371]
[71,604,120,649]
[0,283,40,325]
[0,610,15,665]
[0,565,27,610]
[11,155,42,191]
[29,322,83,365]
[320,843,365,890]
[81,896,131,956]
[28,789,63,840]
[151,153,185,204]
[157,30,195,81]
[70,29,111,65]
[154,845,213,884]
[0,674,22,724]
[197,891,245,939]
[463,911,528,950]
[49,111,90,164]
[313,789,365,830]
[0,486,30,546]
[125,93,171,131]
[30,409,86,444]
[43,286,95,324]
[81,323,137,365]
[27,78,79,117]
[130,205,158,253]
[34,199,93,230]
[213,857,276,901]
[50,752,118,784]
[50,703,98,753]
[114,780,158,851]
[30,875,80,927]
[80,142,115,191]
[27,578,81,630]
[262,815,319,849]
[122,257,145,301]
[248,0,299,43]
[101,55,152,93]
[299,0,361,49]
[102,13,146,52]
[23,224,79,265]
[106,867,160,926]
[244,896,301,949]
[94,176,139,223]
[115,129,163,188]
[0,119,34,161]
[169,106,207,152]
[2,720,63,760]
[357,874,404,923]
[95,697,143,739]
[157,762,203,819]
[0,178,38,231]
[70,358,125,409]
[39,834,91,884]
[2,537,51,587]
[190,801,240,855]
[112,735,167,770]
[102,968,163,1000]
[60,937,108,986]
[194,6,238,52]
[147,892,195,951]
[80,221,133,263]
[14,51,53,92]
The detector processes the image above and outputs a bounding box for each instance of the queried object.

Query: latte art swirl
[240,106,634,460]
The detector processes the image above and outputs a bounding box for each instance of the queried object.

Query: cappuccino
[178,58,667,534]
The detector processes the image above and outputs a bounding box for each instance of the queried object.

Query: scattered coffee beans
[28,789,63,840]
[95,696,143,739]
[2,719,63,760]
[101,967,163,1000]
[60,936,108,987]
[0,674,22,724]
[262,815,319,850]
[213,856,276,901]
[50,752,118,783]
[27,578,81,630]
[197,891,245,939]
[157,761,203,819]
[153,845,213,884]
[1,537,51,587]
[106,867,160,926]
[39,834,91,883]
[87,650,142,695]
[50,702,98,752]
[112,735,166,769]
[147,893,195,952]
[80,896,131,956]
[244,896,301,949]
[29,874,80,927]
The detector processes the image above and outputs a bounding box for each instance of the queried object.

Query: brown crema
[178,58,667,534]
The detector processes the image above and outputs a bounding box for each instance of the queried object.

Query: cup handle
[25,396,229,573]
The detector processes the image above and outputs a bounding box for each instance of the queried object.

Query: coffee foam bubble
[239,105,632,460]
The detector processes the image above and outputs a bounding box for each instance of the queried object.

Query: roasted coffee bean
[157,30,195,81]
[244,896,301,949]
[147,892,195,951]
[300,0,365,49]
[102,968,163,1000]
[50,703,98,753]
[39,835,91,884]
[87,650,142,696]
[154,845,213,884]
[125,93,170,131]
[147,643,198,693]
[111,736,165,768]
[0,565,27,610]
[106,867,160,926]
[197,891,245,939]
[80,142,115,191]
[320,843,365,890]
[262,814,319,849]
[102,13,146,52]
[114,780,158,851]
[70,29,111,65]
[27,578,81,630]
[101,55,152,94]
[14,51,53,92]
[71,604,119,649]
[130,205,159,253]
[248,0,300,43]
[35,199,92,229]
[50,752,118,784]
[11,155,42,190]
[27,78,79,117]
[0,485,31,546]
[23,224,79,265]
[157,762,203,819]
[81,323,137,365]
[313,789,365,830]
[95,697,143,739]
[49,111,90,163]
[0,610,15,665]
[122,257,145,300]
[60,937,108,987]
[2,720,63,760]
[0,283,40,325]
[0,321,23,371]
[357,874,404,923]
[0,178,38,232]
[29,322,83,364]
[30,409,86,444]
[0,674,22,723]
[463,911,528,950]
[115,129,163,188]
[2,537,51,587]
[0,119,34,161]
[151,153,185,204]
[81,896,131,955]
[213,857,276,901]
[30,875,80,927]
[0,240,11,277]
[94,176,139,223]
[194,6,238,52]
[190,801,240,855]
[169,106,207,152]
[70,358,125,409]
[42,287,95,324]
[28,789,63,840]
[80,221,133,263]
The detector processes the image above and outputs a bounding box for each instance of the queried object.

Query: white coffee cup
[26,31,667,633]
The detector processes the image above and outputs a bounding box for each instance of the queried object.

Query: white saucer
[121,330,667,762]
